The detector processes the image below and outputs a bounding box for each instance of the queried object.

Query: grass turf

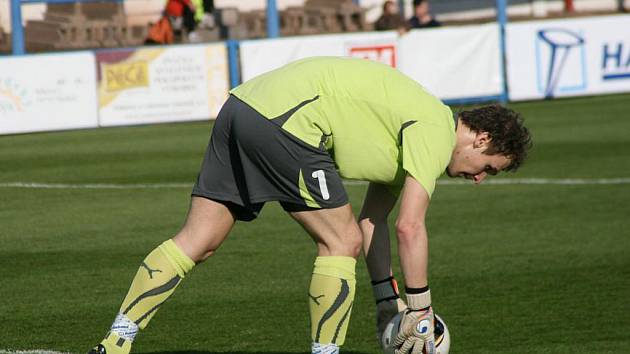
[0,94,629,353]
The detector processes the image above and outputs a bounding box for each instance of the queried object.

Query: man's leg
[91,196,235,354]
[289,204,363,354]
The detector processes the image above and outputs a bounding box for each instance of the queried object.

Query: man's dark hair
[459,105,532,172]
[413,0,426,7]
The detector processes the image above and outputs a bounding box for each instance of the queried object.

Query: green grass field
[1,94,629,354]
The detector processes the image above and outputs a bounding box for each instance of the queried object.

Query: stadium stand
[183,7,242,42]
[24,2,147,51]
[239,9,266,38]
[0,24,8,52]
[282,0,367,37]
[8,0,630,52]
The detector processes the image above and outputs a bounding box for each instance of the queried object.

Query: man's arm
[396,175,430,288]
[358,182,398,282]
[391,175,435,354]
[359,182,407,346]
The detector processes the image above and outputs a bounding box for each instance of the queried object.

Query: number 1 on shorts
[312,170,330,200]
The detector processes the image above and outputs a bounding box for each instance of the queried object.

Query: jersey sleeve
[401,122,454,198]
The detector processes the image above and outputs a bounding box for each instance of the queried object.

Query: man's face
[415,2,429,17]
[385,2,398,15]
[446,131,511,184]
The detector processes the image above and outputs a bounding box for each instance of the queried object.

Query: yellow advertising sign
[103,61,149,92]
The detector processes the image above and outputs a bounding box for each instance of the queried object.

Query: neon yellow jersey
[230,57,456,197]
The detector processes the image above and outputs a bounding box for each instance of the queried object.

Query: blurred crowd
[146,0,216,43]
[3,0,629,53]
[153,0,442,44]
[374,0,440,33]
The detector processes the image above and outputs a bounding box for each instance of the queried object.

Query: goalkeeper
[88,57,531,354]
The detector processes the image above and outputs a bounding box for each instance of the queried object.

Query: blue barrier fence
[9,0,278,55]
[10,0,124,55]
[222,0,509,105]
[496,0,508,104]
[7,0,508,105]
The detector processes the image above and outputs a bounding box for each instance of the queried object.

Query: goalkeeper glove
[393,287,435,354]
[372,276,407,346]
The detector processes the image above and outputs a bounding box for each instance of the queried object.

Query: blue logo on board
[602,43,630,81]
[535,28,587,98]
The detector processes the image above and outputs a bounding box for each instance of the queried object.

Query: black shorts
[192,95,348,221]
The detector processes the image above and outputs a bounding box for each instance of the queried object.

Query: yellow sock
[118,239,195,329]
[309,256,356,346]
[98,332,132,354]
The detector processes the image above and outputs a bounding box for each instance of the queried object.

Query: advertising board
[239,32,399,82]
[398,24,502,100]
[240,25,502,101]
[507,14,630,101]
[0,52,98,135]
[97,44,229,126]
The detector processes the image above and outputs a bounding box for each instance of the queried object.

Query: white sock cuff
[110,313,139,342]
[312,342,340,354]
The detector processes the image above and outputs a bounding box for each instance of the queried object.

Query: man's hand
[372,276,407,346]
[376,297,407,346]
[393,307,435,354]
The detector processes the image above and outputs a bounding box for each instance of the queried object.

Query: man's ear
[473,131,492,149]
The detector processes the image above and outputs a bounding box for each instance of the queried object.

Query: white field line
[437,177,630,185]
[0,182,193,189]
[0,178,630,190]
[0,351,72,354]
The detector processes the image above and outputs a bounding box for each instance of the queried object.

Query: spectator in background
[145,15,174,44]
[191,0,216,28]
[165,0,197,33]
[188,0,216,42]
[409,0,441,29]
[374,0,408,32]
[146,0,197,44]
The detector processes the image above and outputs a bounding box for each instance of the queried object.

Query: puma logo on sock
[309,293,325,305]
[141,262,163,279]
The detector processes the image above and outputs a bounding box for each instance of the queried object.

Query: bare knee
[172,197,235,263]
[173,228,218,263]
[344,226,363,258]
[320,223,362,258]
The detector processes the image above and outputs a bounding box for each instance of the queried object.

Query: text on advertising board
[602,43,630,81]
[103,61,150,92]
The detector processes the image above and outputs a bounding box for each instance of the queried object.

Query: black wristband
[405,285,429,294]
[406,305,431,312]
[371,276,395,285]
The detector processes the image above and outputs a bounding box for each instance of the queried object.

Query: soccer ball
[381,313,450,354]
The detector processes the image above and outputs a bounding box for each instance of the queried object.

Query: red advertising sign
[347,44,397,67]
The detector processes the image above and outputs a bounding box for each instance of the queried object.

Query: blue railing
[9,0,279,55]
[496,0,509,104]
[10,0,124,55]
[7,0,508,104]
